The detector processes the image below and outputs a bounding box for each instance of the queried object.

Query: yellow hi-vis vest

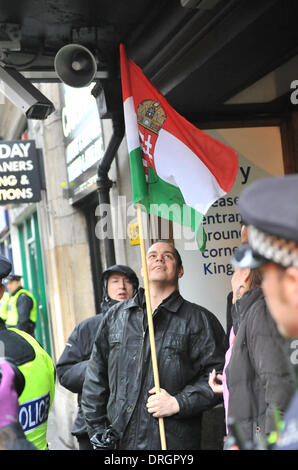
[6,289,37,327]
[10,328,55,450]
[0,291,10,322]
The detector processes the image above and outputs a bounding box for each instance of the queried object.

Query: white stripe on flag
[123,97,139,153]
[154,129,226,214]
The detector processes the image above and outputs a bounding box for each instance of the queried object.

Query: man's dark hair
[248,268,263,290]
[149,240,182,269]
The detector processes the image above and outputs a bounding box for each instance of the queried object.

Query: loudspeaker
[54,44,97,88]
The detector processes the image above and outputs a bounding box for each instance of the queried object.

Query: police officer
[0,289,9,322]
[0,360,37,450]
[5,274,37,336]
[232,173,298,450]
[0,257,55,450]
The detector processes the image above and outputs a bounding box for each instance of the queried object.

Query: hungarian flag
[120,44,238,251]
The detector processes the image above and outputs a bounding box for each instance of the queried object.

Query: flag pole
[136,202,167,451]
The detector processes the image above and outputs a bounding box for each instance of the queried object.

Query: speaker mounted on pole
[54,44,97,88]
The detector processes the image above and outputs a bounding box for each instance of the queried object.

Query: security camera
[0,65,55,119]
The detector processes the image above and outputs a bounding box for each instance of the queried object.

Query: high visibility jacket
[0,290,10,322]
[6,288,37,327]
[11,328,55,450]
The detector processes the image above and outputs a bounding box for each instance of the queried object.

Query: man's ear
[285,267,298,307]
[242,268,251,285]
[0,284,5,300]
[178,266,184,279]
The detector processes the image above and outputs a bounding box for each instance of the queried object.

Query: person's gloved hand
[90,427,119,450]
[0,361,19,428]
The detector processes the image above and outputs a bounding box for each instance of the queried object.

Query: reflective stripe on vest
[0,291,10,322]
[10,328,55,450]
[6,289,37,327]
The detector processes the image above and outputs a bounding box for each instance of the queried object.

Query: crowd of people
[1,173,298,451]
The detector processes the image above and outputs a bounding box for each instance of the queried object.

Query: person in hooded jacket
[56,265,139,450]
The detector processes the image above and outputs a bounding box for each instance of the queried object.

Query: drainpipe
[96,112,125,267]
[92,77,125,267]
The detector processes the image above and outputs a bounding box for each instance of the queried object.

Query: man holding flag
[81,45,237,449]
[82,240,227,450]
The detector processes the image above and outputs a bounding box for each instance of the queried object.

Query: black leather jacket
[56,314,104,436]
[56,264,139,437]
[81,289,227,450]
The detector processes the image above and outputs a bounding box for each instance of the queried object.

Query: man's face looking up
[146,242,183,286]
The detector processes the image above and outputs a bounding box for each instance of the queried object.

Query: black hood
[100,265,139,315]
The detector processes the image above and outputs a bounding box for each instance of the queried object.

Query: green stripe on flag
[129,147,148,204]
[129,152,206,251]
[146,167,206,252]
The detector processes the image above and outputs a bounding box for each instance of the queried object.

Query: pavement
[47,404,72,450]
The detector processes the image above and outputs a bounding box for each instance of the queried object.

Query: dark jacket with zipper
[81,288,227,450]
[56,314,103,436]
[225,287,296,444]
[56,264,138,438]
[56,297,117,436]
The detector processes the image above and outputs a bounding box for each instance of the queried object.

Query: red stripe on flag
[120,44,131,103]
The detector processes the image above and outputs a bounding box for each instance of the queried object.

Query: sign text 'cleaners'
[0,140,41,203]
